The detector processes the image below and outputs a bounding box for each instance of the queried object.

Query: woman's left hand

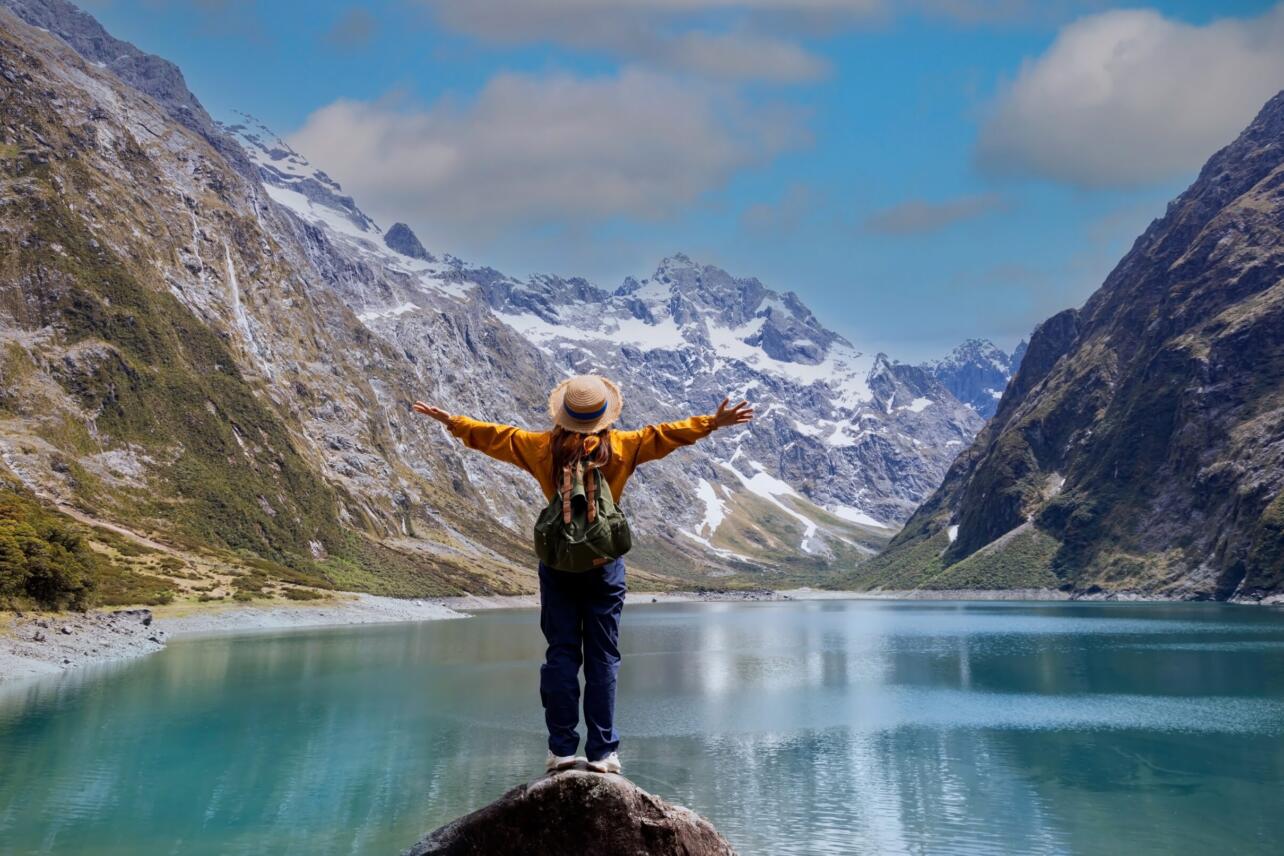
[712,397,754,429]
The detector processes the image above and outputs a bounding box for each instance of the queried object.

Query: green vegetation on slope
[21,184,347,571]
[0,483,96,610]
[839,530,947,590]
[0,479,184,610]
[921,526,1061,590]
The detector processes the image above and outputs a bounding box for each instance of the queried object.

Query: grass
[838,530,948,590]
[921,526,1062,590]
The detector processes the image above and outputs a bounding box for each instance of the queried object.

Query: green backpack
[533,460,632,572]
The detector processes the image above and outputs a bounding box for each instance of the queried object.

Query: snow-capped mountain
[923,338,1027,418]
[0,0,1019,596]
[220,109,1019,561]
[224,114,993,533]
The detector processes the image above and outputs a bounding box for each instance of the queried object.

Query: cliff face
[0,8,540,599]
[858,91,1284,600]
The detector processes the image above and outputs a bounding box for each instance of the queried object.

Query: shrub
[0,486,97,610]
[282,586,325,601]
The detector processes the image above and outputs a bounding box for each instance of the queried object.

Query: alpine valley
[0,0,1023,605]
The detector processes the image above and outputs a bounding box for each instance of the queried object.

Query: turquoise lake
[2,599,1283,855]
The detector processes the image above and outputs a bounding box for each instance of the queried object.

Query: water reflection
[1,601,1282,855]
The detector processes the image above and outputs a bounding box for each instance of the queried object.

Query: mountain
[855,91,1284,602]
[219,111,1001,558]
[922,338,1025,418]
[0,1,1000,606]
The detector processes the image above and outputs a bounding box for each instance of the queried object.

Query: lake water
[2,600,1283,855]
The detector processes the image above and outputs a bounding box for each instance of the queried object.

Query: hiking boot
[586,752,622,774]
[545,751,579,773]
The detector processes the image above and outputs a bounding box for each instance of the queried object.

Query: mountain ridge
[857,89,1284,601]
[0,0,1019,609]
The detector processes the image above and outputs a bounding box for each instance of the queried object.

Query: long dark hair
[550,425,611,482]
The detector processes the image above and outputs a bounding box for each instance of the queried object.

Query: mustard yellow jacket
[446,414,717,502]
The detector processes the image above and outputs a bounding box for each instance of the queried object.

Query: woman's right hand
[412,401,452,424]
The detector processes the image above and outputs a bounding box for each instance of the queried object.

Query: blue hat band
[564,400,608,421]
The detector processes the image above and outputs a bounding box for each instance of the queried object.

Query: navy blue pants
[538,558,626,760]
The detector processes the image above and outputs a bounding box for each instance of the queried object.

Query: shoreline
[4,586,1280,685]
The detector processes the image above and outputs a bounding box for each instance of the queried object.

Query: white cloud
[977,5,1284,187]
[287,69,807,232]
[663,30,830,82]
[863,192,1006,235]
[420,0,851,82]
[415,0,1082,82]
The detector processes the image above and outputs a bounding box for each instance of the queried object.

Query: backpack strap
[561,464,573,524]
[585,463,598,524]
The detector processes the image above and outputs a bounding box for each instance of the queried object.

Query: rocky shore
[6,585,1277,684]
[0,594,465,682]
[0,608,166,681]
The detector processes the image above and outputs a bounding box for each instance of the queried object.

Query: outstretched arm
[412,401,546,478]
[622,397,754,466]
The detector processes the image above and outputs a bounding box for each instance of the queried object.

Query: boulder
[403,768,736,856]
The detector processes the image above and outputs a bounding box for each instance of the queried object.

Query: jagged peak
[220,109,379,236]
[384,222,434,262]
[928,338,1010,372]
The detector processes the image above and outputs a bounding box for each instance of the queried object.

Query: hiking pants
[537,558,627,760]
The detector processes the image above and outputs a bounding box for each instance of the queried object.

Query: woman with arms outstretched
[414,375,752,775]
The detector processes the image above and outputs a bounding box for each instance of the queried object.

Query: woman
[414,375,752,775]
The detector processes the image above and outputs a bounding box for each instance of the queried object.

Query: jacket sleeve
[618,415,718,466]
[446,416,547,479]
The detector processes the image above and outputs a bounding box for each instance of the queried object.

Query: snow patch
[828,505,890,530]
[358,302,417,323]
[901,397,933,413]
[724,461,822,553]
[695,478,727,537]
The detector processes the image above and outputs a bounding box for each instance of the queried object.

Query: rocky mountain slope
[0,1,1013,604]
[856,91,1284,601]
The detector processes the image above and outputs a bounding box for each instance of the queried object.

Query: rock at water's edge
[403,768,736,856]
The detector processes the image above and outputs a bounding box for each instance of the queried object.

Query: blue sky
[85,0,1284,359]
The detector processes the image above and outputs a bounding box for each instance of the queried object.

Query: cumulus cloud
[863,192,1006,235]
[288,69,807,232]
[976,5,1284,187]
[414,0,1087,83]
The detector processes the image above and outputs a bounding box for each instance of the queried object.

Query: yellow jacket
[446,414,718,502]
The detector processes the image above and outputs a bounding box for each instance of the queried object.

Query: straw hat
[547,374,623,433]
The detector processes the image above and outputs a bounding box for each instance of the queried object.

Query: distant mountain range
[923,339,1027,419]
[0,0,1021,600]
[855,90,1284,602]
